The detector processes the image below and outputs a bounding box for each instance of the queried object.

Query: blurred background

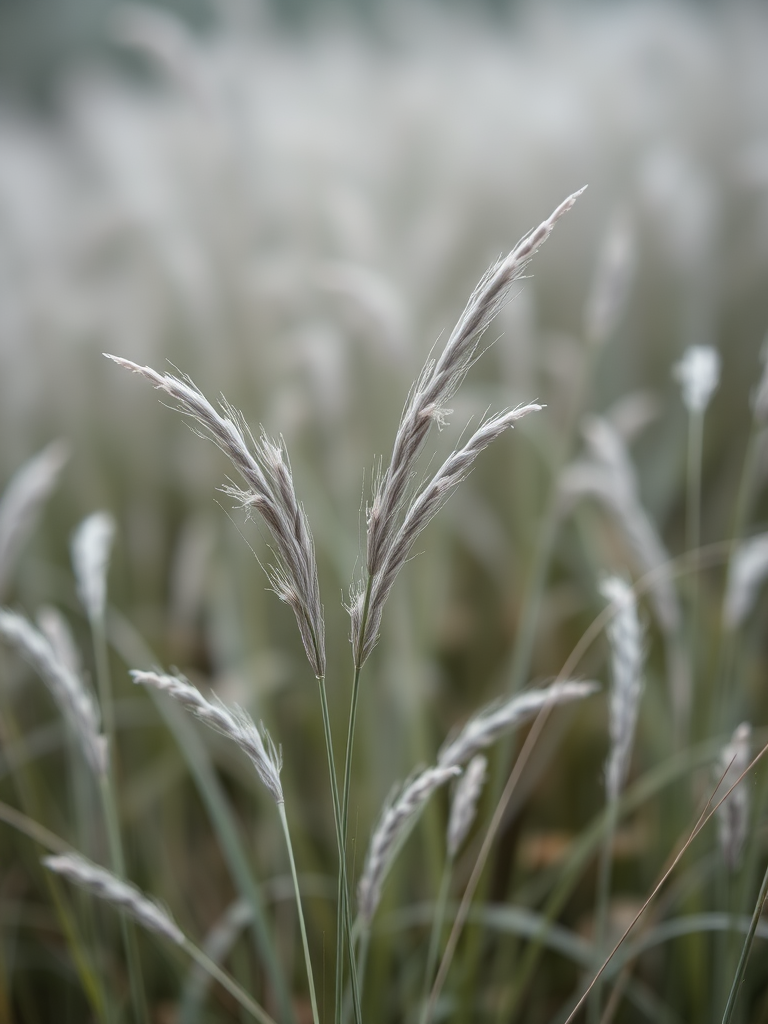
[2,0,768,1020]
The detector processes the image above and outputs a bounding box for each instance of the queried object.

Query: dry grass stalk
[0,441,69,600]
[447,754,487,859]
[0,609,107,776]
[44,852,184,944]
[723,532,768,630]
[601,576,645,802]
[71,512,116,623]
[715,722,751,872]
[437,680,598,768]
[131,670,283,804]
[358,765,461,925]
[105,356,325,679]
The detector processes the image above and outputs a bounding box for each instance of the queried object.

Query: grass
[2,4,768,1022]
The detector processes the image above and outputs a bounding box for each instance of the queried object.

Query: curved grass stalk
[721,858,768,1024]
[277,803,319,1024]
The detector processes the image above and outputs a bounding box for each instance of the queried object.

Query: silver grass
[715,722,751,872]
[601,577,645,802]
[131,670,283,804]
[583,209,636,348]
[364,190,584,584]
[0,609,107,776]
[71,512,116,623]
[352,403,541,664]
[673,345,721,414]
[0,442,69,600]
[36,606,82,677]
[105,355,325,678]
[437,680,598,768]
[358,764,460,925]
[447,754,487,859]
[44,852,183,945]
[723,533,768,630]
[560,416,681,635]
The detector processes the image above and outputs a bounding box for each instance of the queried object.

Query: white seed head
[724,533,768,631]
[438,680,599,768]
[44,853,184,944]
[71,512,116,623]
[447,754,487,858]
[131,670,283,804]
[715,722,751,872]
[0,609,107,776]
[601,576,645,801]
[673,345,720,414]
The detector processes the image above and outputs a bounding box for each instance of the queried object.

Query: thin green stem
[316,677,361,1024]
[181,937,278,1024]
[721,858,768,1024]
[420,857,453,1024]
[277,802,320,1024]
[588,797,619,1024]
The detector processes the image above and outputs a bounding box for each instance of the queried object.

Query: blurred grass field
[2,2,768,1022]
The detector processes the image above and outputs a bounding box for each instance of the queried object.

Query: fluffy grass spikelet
[131,670,283,804]
[71,511,116,623]
[0,609,107,776]
[437,680,598,768]
[447,754,487,859]
[44,852,184,945]
[106,356,325,679]
[601,576,645,802]
[674,345,721,414]
[715,722,751,872]
[358,764,460,925]
[723,532,768,630]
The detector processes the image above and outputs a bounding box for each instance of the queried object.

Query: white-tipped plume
[0,442,69,600]
[673,345,720,414]
[44,853,183,944]
[601,577,645,802]
[71,512,116,623]
[723,533,768,631]
[355,190,583,664]
[583,208,636,348]
[0,609,107,776]
[131,670,283,804]
[358,764,460,925]
[438,680,598,769]
[106,356,325,679]
[354,404,542,664]
[447,755,487,859]
[715,722,751,872]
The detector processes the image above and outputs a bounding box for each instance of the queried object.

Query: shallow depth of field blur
[2,0,768,1021]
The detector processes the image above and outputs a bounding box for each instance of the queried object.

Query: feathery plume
[354,404,541,664]
[723,533,768,630]
[560,416,681,635]
[36,606,82,677]
[673,345,721,414]
[358,765,460,925]
[601,577,645,802]
[437,680,598,768]
[0,441,69,600]
[131,670,283,804]
[583,208,636,348]
[447,754,487,859]
[364,190,584,582]
[105,356,325,678]
[0,609,107,776]
[44,853,183,944]
[71,512,116,623]
[715,722,751,872]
